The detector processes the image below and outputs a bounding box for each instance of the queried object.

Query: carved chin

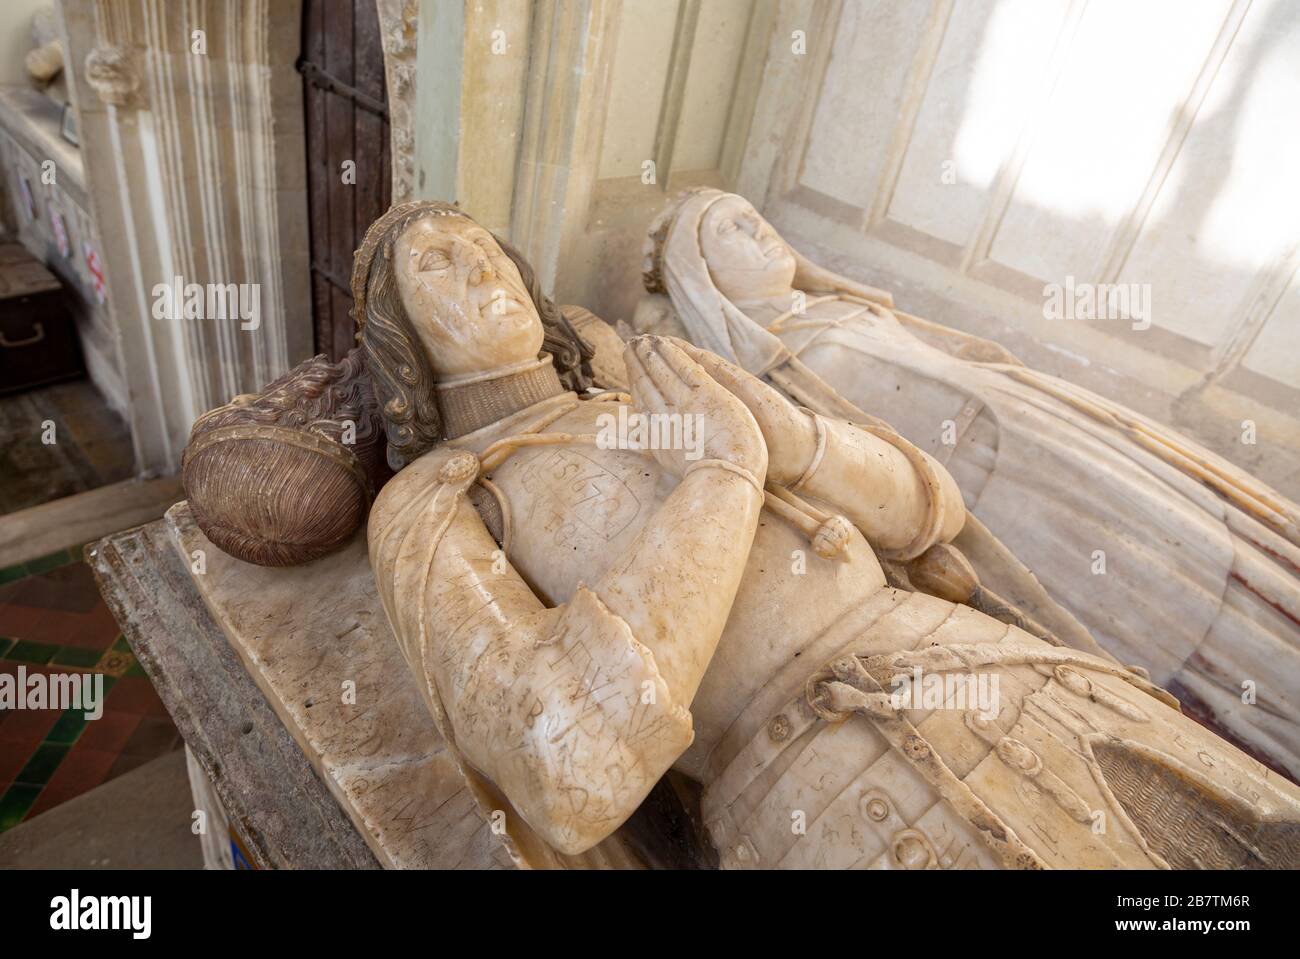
[487,313,544,355]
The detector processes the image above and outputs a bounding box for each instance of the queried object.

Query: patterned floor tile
[0,784,41,831]
[6,640,58,664]
[43,707,91,747]
[50,645,103,668]
[25,745,120,819]
[75,710,141,755]
[0,559,180,832]
[105,676,169,717]
[14,742,70,787]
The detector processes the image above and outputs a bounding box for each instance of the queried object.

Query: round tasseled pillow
[181,349,388,567]
[184,427,375,566]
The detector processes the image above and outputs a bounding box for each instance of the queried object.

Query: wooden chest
[0,242,83,394]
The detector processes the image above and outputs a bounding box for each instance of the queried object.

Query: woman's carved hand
[667,338,818,487]
[623,336,768,483]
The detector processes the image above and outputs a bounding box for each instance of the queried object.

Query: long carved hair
[352,201,593,470]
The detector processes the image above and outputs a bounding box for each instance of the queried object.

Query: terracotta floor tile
[106,676,168,717]
[73,602,124,648]
[0,706,61,746]
[25,744,119,819]
[0,563,101,614]
[0,740,34,785]
[14,742,70,787]
[120,716,180,759]
[10,607,117,651]
[76,709,142,754]
[0,603,44,641]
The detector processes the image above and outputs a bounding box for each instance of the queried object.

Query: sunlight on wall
[941,0,1297,380]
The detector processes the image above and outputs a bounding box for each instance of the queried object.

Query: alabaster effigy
[635,187,1300,783]
[181,349,388,567]
[335,199,1300,869]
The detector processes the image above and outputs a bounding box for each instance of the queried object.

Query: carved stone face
[393,215,544,378]
[698,195,797,302]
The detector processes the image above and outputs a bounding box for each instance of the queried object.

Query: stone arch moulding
[61,0,312,475]
[376,0,418,205]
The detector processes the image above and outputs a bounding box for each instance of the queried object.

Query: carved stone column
[402,0,617,295]
[376,0,417,204]
[60,0,311,475]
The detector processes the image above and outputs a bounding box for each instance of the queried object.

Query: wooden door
[301,0,392,361]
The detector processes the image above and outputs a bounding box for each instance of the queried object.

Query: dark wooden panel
[302,0,391,361]
[304,0,333,358]
[352,0,388,285]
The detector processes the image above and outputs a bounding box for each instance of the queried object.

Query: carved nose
[458,240,494,285]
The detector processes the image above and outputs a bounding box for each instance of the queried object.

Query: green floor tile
[125,658,147,678]
[44,708,90,746]
[23,549,71,575]
[51,646,103,669]
[111,635,132,653]
[0,637,14,659]
[7,640,59,665]
[0,784,41,832]
[0,564,26,586]
[14,742,70,787]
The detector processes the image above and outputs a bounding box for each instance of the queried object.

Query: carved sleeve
[369,447,759,854]
[795,416,967,559]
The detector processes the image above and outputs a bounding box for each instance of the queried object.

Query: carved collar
[435,355,567,439]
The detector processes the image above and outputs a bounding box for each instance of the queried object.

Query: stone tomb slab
[166,502,510,869]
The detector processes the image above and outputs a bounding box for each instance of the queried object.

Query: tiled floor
[0,377,135,516]
[0,548,181,832]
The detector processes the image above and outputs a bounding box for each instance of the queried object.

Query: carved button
[902,734,931,761]
[767,714,792,743]
[438,451,480,484]
[995,736,1043,776]
[861,795,890,823]
[891,829,937,870]
[812,515,853,560]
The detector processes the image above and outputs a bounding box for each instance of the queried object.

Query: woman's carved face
[698,195,797,302]
[393,215,544,378]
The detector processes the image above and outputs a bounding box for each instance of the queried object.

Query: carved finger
[670,337,788,415]
[624,344,668,417]
[648,337,712,391]
[634,338,698,410]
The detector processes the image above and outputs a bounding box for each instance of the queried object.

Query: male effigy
[635,187,1300,782]
[183,200,1300,869]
